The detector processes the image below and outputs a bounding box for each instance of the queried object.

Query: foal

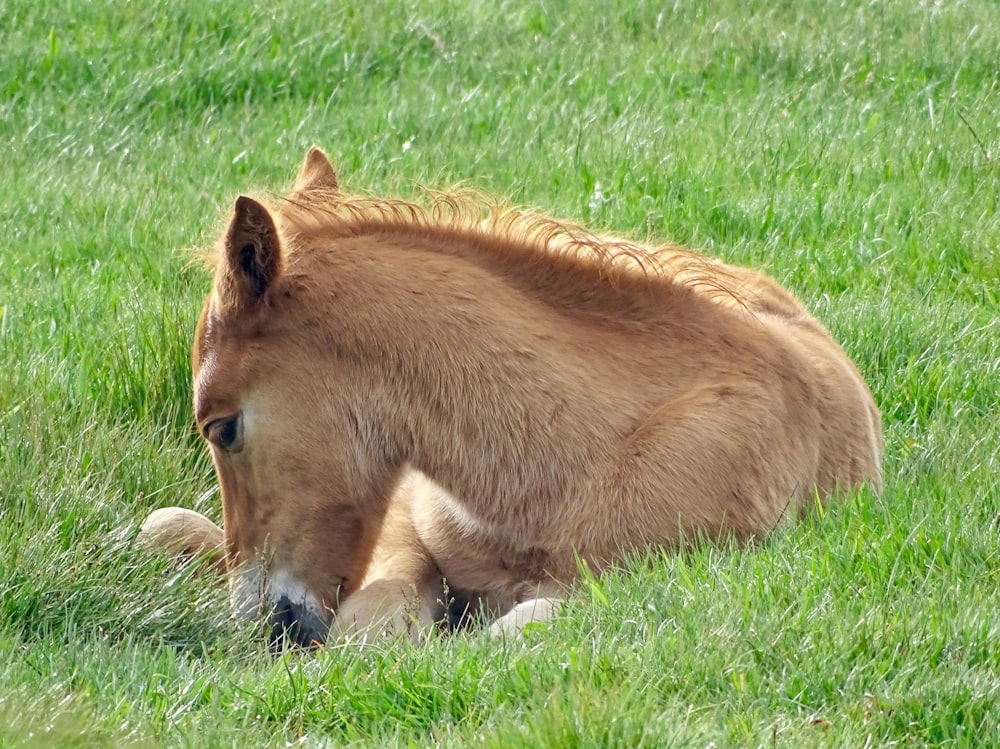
[183,147,881,645]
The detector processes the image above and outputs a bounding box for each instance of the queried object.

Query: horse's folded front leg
[137,506,226,573]
[332,476,443,643]
[332,577,439,642]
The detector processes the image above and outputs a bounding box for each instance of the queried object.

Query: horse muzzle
[230,563,334,648]
[269,595,332,648]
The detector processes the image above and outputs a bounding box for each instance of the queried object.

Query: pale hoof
[137,507,225,573]
[489,597,560,639]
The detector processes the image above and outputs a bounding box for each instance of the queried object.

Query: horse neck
[304,229,645,514]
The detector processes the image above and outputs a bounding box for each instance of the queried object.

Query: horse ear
[292,146,339,193]
[220,196,281,307]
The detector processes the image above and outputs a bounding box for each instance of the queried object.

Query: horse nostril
[269,595,300,648]
[268,595,327,649]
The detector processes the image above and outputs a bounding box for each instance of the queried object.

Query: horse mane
[201,184,789,320]
[274,187,760,311]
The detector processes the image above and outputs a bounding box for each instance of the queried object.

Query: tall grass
[2,0,998,745]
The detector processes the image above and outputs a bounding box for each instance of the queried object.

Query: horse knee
[333,580,435,643]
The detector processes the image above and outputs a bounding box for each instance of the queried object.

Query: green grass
[2,0,999,745]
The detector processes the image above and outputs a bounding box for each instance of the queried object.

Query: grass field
[2,0,999,746]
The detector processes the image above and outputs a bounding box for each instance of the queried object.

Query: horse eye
[204,414,244,453]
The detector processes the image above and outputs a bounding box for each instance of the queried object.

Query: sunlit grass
[2,0,999,745]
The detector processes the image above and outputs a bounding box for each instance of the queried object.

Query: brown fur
[190,147,882,644]
[137,507,226,574]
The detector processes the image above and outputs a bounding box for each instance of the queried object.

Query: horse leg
[331,479,443,642]
[592,380,815,546]
[488,597,562,638]
[137,507,226,573]
[332,576,440,642]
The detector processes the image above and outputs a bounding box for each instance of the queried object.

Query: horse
[176,146,881,646]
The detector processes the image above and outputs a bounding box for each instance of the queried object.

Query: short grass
[2,0,999,746]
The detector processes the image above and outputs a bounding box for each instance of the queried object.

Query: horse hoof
[137,507,225,573]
